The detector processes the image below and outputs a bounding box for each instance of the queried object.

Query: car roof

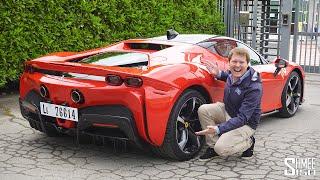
[149,34,218,44]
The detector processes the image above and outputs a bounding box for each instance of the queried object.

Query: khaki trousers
[198,102,255,157]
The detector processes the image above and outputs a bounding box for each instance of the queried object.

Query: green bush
[0,0,224,88]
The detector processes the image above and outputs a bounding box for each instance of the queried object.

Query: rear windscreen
[79,52,149,67]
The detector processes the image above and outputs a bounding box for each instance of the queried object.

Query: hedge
[0,0,224,88]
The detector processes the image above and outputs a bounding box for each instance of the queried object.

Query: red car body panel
[20,36,305,146]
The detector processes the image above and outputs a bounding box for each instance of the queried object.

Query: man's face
[229,54,249,79]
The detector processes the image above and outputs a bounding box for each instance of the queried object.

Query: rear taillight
[105,75,143,87]
[105,75,123,86]
[24,64,35,73]
[124,77,143,87]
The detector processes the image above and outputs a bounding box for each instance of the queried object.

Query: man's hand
[195,126,216,135]
[202,60,219,77]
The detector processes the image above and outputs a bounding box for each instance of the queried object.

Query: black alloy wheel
[175,96,204,154]
[278,71,302,117]
[152,89,206,160]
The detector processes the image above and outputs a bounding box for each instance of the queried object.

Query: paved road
[0,74,320,180]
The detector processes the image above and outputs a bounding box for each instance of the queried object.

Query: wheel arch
[144,64,215,146]
[185,85,212,103]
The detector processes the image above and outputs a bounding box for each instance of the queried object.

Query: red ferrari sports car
[20,31,304,160]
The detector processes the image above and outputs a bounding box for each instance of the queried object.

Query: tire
[152,89,206,160]
[277,71,302,118]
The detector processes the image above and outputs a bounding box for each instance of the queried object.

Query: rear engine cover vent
[125,43,172,51]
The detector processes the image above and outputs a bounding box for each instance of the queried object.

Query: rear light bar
[124,77,143,87]
[105,75,143,87]
[105,75,123,86]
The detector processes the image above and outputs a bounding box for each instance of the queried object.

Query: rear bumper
[78,105,143,148]
[19,91,145,148]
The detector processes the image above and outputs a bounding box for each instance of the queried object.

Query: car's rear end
[19,40,184,148]
[21,54,146,146]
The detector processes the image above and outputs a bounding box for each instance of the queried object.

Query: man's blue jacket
[217,67,263,134]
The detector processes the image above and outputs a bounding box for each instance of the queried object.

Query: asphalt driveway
[0,74,319,180]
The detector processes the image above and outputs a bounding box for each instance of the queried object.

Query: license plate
[40,102,78,122]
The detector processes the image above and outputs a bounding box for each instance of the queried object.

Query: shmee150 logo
[284,158,316,176]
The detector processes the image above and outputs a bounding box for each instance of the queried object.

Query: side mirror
[273,58,288,76]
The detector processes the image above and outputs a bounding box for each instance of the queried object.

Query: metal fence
[225,0,282,60]
[222,0,320,73]
[291,0,320,73]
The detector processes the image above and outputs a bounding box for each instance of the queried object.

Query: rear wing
[25,60,179,89]
[26,60,146,77]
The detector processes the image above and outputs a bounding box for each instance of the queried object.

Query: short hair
[228,47,250,63]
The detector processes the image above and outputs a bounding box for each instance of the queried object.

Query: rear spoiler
[26,60,179,90]
[27,60,146,77]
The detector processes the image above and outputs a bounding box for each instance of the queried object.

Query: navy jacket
[217,67,262,134]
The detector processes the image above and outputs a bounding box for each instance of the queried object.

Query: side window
[213,40,237,58]
[237,42,262,65]
[197,39,237,58]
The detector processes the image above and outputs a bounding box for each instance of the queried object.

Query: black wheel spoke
[190,97,196,113]
[293,93,301,98]
[188,128,200,148]
[289,96,295,111]
[288,82,293,92]
[291,77,299,91]
[182,98,196,119]
[286,95,292,107]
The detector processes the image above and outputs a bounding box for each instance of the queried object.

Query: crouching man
[196,47,263,160]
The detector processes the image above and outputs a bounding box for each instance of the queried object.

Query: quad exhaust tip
[71,90,84,104]
[40,85,49,98]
